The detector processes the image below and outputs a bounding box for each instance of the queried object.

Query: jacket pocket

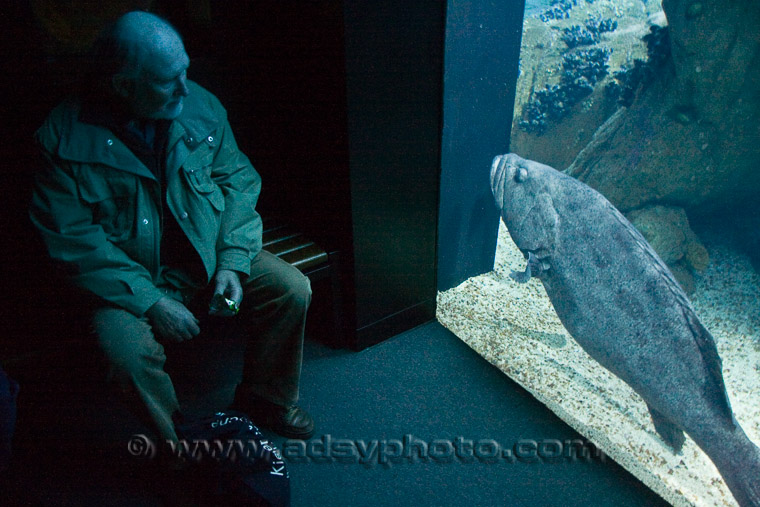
[185,166,225,211]
[78,169,137,242]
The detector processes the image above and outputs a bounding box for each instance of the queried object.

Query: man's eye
[156,70,187,87]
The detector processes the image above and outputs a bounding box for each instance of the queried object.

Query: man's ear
[111,73,134,99]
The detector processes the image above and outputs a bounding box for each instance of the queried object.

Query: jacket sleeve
[29,149,166,316]
[209,111,263,278]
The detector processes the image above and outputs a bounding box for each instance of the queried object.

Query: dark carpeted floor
[2,320,667,506]
[284,321,666,507]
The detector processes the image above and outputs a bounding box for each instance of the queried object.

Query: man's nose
[175,75,189,97]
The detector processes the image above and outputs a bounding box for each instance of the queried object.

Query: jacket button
[180,212,189,220]
[106,139,114,146]
[142,218,149,225]
[207,136,214,143]
[185,136,194,144]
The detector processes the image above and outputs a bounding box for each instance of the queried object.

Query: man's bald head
[91,11,190,119]
[111,11,184,79]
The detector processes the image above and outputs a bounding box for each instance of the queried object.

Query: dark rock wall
[567,0,760,216]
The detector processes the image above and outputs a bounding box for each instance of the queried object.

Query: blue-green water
[525,0,553,15]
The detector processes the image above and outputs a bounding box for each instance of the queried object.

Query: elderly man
[29,11,314,443]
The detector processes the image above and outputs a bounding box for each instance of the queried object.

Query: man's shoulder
[175,81,228,137]
[35,98,82,153]
[185,81,226,116]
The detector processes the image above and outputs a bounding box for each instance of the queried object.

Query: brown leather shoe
[233,392,315,440]
[261,404,315,440]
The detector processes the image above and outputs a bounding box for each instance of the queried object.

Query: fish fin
[647,405,685,452]
[509,270,531,283]
[514,193,559,255]
[683,308,735,425]
[510,252,548,283]
[509,264,532,283]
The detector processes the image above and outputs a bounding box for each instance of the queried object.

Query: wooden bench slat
[281,245,329,271]
[262,227,298,246]
[260,219,330,273]
[268,239,318,258]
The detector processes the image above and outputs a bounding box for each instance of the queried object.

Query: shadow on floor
[1,321,668,506]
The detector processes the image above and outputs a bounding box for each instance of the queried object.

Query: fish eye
[515,167,528,183]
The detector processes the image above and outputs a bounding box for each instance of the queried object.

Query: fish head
[490,153,560,257]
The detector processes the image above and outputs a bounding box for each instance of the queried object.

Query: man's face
[128,37,190,120]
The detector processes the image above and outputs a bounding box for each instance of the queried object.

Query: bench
[1,218,345,377]
[261,218,345,346]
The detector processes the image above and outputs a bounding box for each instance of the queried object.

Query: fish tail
[711,433,760,507]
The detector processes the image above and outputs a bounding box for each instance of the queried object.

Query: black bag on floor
[173,410,289,507]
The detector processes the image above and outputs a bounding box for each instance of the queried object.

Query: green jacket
[30,81,263,316]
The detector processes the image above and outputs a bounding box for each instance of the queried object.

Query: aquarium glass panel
[438,0,760,505]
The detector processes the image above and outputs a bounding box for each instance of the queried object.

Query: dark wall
[343,1,444,346]
[194,1,443,348]
[437,0,525,291]
[1,2,88,360]
[160,1,352,252]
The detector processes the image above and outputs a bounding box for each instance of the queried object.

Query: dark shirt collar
[78,94,132,131]
[79,94,170,177]
[79,95,168,149]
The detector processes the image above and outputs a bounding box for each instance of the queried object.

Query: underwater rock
[668,262,695,295]
[626,204,708,272]
[627,205,688,265]
[561,16,618,49]
[511,0,663,168]
[605,25,670,107]
[626,204,710,294]
[538,0,580,22]
[519,47,611,135]
[561,25,598,48]
[491,153,760,507]
[567,0,760,221]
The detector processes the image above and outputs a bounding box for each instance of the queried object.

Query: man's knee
[288,271,312,309]
[270,267,311,316]
[249,251,312,310]
[91,307,166,375]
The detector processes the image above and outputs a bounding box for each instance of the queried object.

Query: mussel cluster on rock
[538,0,581,22]
[561,16,617,48]
[520,47,611,134]
[605,25,670,107]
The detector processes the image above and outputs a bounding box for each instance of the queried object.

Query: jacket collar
[167,81,220,153]
[53,81,219,179]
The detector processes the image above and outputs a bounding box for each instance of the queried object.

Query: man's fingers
[230,285,243,306]
[214,278,226,297]
[188,318,201,337]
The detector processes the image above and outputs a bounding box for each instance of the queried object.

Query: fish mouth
[490,155,512,206]
[490,155,502,196]
[491,154,530,247]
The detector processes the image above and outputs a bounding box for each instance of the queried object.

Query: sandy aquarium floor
[437,221,760,507]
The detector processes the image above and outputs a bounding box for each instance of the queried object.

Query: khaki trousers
[91,250,311,442]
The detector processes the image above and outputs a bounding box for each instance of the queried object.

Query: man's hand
[146,297,200,342]
[209,269,243,317]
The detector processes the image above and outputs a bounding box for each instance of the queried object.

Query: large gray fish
[490,153,760,507]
